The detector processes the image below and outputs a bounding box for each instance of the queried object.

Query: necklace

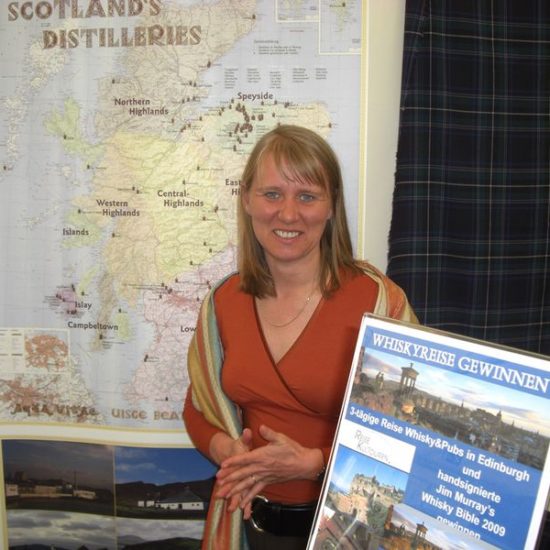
[263,292,314,328]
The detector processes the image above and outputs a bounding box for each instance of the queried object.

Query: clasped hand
[215,424,322,519]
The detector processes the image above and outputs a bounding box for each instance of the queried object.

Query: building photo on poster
[308,315,550,550]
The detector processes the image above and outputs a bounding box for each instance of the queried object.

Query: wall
[360,0,406,272]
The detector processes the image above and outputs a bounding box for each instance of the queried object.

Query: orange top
[184,271,378,504]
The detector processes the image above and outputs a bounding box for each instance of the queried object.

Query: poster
[308,315,550,550]
[0,0,363,546]
[3,441,216,548]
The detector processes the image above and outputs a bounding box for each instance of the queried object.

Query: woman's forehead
[256,152,327,188]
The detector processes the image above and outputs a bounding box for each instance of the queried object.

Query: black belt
[249,496,316,538]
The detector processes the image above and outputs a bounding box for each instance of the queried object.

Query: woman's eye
[299,193,316,202]
[264,191,280,199]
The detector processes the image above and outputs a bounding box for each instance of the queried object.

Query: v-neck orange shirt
[185,271,377,503]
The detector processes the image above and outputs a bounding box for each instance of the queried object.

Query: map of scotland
[0,0,362,432]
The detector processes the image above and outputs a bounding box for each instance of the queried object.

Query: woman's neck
[266,256,321,298]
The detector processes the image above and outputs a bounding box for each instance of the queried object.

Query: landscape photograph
[3,439,115,516]
[116,516,205,549]
[351,346,550,470]
[6,509,116,549]
[114,446,216,520]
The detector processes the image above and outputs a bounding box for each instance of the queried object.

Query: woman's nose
[278,197,298,222]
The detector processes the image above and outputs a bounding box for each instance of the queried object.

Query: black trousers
[245,520,308,550]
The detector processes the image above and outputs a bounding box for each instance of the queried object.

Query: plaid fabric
[387,0,550,355]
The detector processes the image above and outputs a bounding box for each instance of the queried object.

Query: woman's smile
[274,229,301,239]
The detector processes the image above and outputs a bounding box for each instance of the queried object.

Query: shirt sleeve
[183,384,224,462]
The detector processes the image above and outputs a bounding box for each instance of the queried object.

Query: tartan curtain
[387,0,550,355]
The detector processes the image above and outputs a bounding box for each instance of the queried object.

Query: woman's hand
[209,428,254,516]
[215,424,324,513]
[209,428,253,465]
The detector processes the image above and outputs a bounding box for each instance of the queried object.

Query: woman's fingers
[216,467,261,497]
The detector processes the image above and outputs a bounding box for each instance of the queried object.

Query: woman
[183,125,416,549]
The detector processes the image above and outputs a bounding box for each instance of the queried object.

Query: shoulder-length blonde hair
[238,124,361,297]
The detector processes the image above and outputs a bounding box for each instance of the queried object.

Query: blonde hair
[238,124,361,297]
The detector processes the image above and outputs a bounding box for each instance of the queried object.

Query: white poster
[309,315,550,550]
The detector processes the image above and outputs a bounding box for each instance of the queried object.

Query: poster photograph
[308,315,550,550]
[3,441,216,548]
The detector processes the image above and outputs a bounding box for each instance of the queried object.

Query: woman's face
[243,153,332,271]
